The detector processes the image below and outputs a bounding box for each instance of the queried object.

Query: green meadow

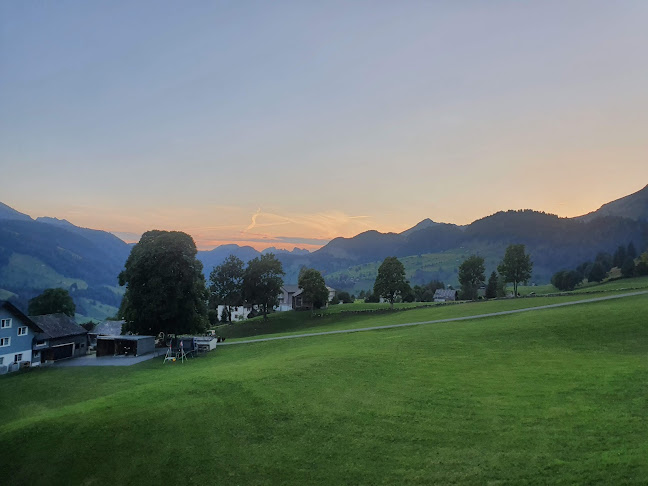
[217,289,644,341]
[2,291,647,485]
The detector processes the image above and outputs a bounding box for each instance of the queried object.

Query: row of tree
[210,253,336,321]
[209,253,285,323]
[458,244,533,300]
[551,243,648,291]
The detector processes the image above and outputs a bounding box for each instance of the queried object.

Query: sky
[1,1,647,251]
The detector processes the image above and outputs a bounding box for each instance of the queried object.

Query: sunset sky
[2,1,647,251]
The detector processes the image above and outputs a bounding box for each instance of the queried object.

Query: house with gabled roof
[29,313,88,363]
[0,301,44,373]
[433,289,458,302]
[277,285,336,311]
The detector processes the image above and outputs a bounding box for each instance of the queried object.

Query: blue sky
[2,1,647,250]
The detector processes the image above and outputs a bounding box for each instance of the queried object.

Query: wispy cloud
[244,208,262,232]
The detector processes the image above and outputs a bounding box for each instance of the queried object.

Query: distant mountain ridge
[578,184,648,222]
[1,183,647,314]
[0,202,32,221]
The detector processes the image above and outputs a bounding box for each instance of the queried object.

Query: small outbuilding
[194,336,217,352]
[96,335,155,357]
[433,289,458,302]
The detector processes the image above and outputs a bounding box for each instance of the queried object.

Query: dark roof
[433,289,458,299]
[0,301,43,333]
[29,313,87,339]
[282,285,300,293]
[91,320,124,336]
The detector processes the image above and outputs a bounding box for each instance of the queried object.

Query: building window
[1,318,11,328]
[0,337,10,347]
[18,326,28,336]
[0,357,3,365]
[14,353,23,363]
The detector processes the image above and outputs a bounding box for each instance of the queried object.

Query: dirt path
[219,291,648,346]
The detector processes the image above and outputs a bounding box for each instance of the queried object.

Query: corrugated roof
[92,320,124,336]
[97,335,153,341]
[29,313,87,339]
[433,289,457,300]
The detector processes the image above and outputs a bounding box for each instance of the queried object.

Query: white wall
[217,305,252,321]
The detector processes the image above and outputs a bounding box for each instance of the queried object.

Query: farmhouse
[216,305,253,321]
[0,301,44,373]
[433,289,458,302]
[30,313,89,363]
[277,285,337,311]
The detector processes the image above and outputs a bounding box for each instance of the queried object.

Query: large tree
[118,230,208,336]
[498,244,533,297]
[209,254,245,323]
[298,268,329,312]
[243,253,284,320]
[458,255,485,300]
[28,288,76,317]
[373,256,409,309]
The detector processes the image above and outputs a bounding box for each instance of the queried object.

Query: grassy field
[1,293,647,485]
[509,275,648,297]
[216,290,644,341]
[573,276,648,293]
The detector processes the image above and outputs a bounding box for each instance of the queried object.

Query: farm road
[220,291,648,346]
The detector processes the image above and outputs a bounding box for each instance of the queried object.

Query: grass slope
[216,291,642,341]
[1,294,647,485]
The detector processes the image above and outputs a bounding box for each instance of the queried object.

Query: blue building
[0,301,44,373]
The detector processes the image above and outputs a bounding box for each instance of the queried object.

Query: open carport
[96,335,155,357]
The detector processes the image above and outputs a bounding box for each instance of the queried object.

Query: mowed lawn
[1,295,647,485]
[218,290,645,341]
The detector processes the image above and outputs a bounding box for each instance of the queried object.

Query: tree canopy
[298,268,329,311]
[118,230,208,336]
[373,256,409,309]
[498,244,533,297]
[28,288,76,317]
[551,270,582,291]
[243,253,284,319]
[458,255,485,300]
[209,254,245,323]
[485,271,499,299]
[587,262,606,283]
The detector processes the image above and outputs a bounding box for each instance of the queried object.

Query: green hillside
[324,247,512,291]
[2,293,646,485]
[0,253,88,290]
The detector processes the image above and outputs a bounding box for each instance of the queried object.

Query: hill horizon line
[1,182,646,253]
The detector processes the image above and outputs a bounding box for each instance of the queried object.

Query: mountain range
[1,184,647,320]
